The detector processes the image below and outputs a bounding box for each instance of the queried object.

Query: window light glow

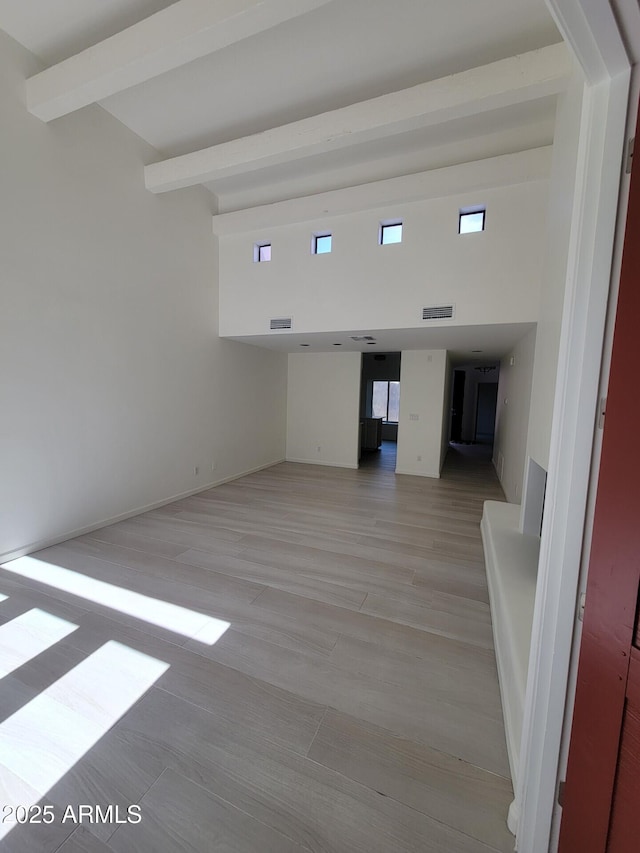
[459,209,485,234]
[0,640,168,840]
[0,594,8,602]
[313,234,332,254]
[1,557,230,646]
[380,222,402,245]
[0,609,77,679]
[372,380,400,423]
[254,242,271,262]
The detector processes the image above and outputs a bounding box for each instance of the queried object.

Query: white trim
[515,3,632,850]
[0,458,285,565]
[394,467,440,478]
[546,0,630,84]
[284,458,359,469]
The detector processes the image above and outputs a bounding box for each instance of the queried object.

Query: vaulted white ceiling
[0,0,562,210]
[2,1,566,358]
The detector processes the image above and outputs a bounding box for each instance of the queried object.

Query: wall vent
[270,317,292,330]
[422,305,454,321]
[350,335,376,342]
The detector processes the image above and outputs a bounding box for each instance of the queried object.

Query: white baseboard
[285,457,359,469]
[394,467,440,478]
[0,458,285,565]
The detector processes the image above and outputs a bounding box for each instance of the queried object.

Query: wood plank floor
[0,444,513,853]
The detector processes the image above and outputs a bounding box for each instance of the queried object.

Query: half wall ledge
[481,499,540,834]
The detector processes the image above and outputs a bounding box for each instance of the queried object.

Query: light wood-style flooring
[0,445,512,853]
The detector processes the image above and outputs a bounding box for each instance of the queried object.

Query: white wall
[219,173,549,338]
[396,350,448,478]
[525,68,585,471]
[493,328,537,504]
[286,352,361,468]
[0,32,288,561]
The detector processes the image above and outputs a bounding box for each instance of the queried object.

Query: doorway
[358,352,400,471]
[448,364,499,447]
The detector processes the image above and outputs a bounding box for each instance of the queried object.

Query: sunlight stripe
[0,609,77,679]
[0,640,168,840]
[1,557,230,645]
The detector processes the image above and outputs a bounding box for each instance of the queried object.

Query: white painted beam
[26,0,334,122]
[147,43,570,194]
[211,147,553,235]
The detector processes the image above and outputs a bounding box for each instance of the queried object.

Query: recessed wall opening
[379,221,403,245]
[312,233,332,254]
[459,206,486,234]
[253,242,271,262]
[521,456,548,538]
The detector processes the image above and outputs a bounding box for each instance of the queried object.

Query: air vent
[350,335,376,342]
[270,317,292,330]
[422,305,454,321]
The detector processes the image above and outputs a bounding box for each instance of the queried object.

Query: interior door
[558,111,640,852]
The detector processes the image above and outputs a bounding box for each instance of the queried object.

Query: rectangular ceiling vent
[270,317,292,330]
[422,305,454,321]
[350,335,376,341]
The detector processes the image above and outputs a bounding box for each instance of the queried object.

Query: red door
[559,108,640,851]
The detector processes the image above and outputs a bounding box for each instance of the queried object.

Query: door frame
[558,83,640,852]
[515,3,635,851]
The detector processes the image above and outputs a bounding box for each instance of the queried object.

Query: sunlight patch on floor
[1,557,230,645]
[0,609,77,679]
[0,640,168,840]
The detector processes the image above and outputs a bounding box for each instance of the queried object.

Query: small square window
[459,210,485,234]
[254,243,271,262]
[380,222,403,245]
[313,234,332,254]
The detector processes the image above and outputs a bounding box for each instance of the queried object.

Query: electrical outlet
[317,445,321,453]
[193,466,199,476]
[417,454,422,462]
[211,461,216,471]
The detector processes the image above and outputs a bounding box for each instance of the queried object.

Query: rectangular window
[313,234,332,254]
[254,243,271,262]
[372,380,400,422]
[379,222,403,245]
[459,209,485,234]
